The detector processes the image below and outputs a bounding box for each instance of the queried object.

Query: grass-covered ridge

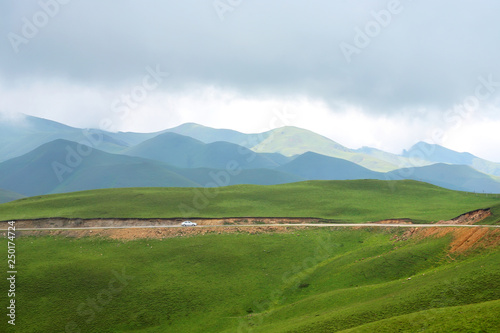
[1,180,499,222]
[1,228,499,332]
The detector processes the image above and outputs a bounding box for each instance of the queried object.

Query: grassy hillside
[1,228,498,332]
[338,300,500,332]
[1,180,499,222]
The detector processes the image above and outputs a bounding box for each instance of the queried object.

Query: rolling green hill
[124,132,283,169]
[1,180,499,222]
[1,228,498,332]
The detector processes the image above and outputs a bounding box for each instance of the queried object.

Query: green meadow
[1,228,499,332]
[1,180,500,332]
[1,180,500,223]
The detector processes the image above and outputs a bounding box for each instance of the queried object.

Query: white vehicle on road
[181,221,197,227]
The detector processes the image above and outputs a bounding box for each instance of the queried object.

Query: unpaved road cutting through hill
[1,209,499,231]
[2,211,499,253]
[2,223,500,231]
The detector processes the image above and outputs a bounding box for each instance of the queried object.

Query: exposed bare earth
[1,217,321,229]
[15,225,312,240]
[1,210,499,253]
[395,209,500,253]
[1,217,320,240]
[437,209,492,225]
[413,225,500,253]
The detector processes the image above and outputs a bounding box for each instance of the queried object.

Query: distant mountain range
[0,139,304,196]
[0,114,499,201]
[0,188,25,204]
[123,132,287,170]
[401,141,500,177]
[276,152,384,181]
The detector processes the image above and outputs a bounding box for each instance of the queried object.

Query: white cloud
[118,86,315,134]
[443,115,500,162]
[0,79,110,129]
[2,1,500,114]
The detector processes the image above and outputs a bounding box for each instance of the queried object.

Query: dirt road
[2,211,498,253]
[2,223,499,231]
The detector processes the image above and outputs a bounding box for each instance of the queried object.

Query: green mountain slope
[242,244,500,333]
[251,127,398,172]
[338,300,500,332]
[123,132,284,169]
[1,180,499,222]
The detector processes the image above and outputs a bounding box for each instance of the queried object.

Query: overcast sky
[1,0,500,162]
